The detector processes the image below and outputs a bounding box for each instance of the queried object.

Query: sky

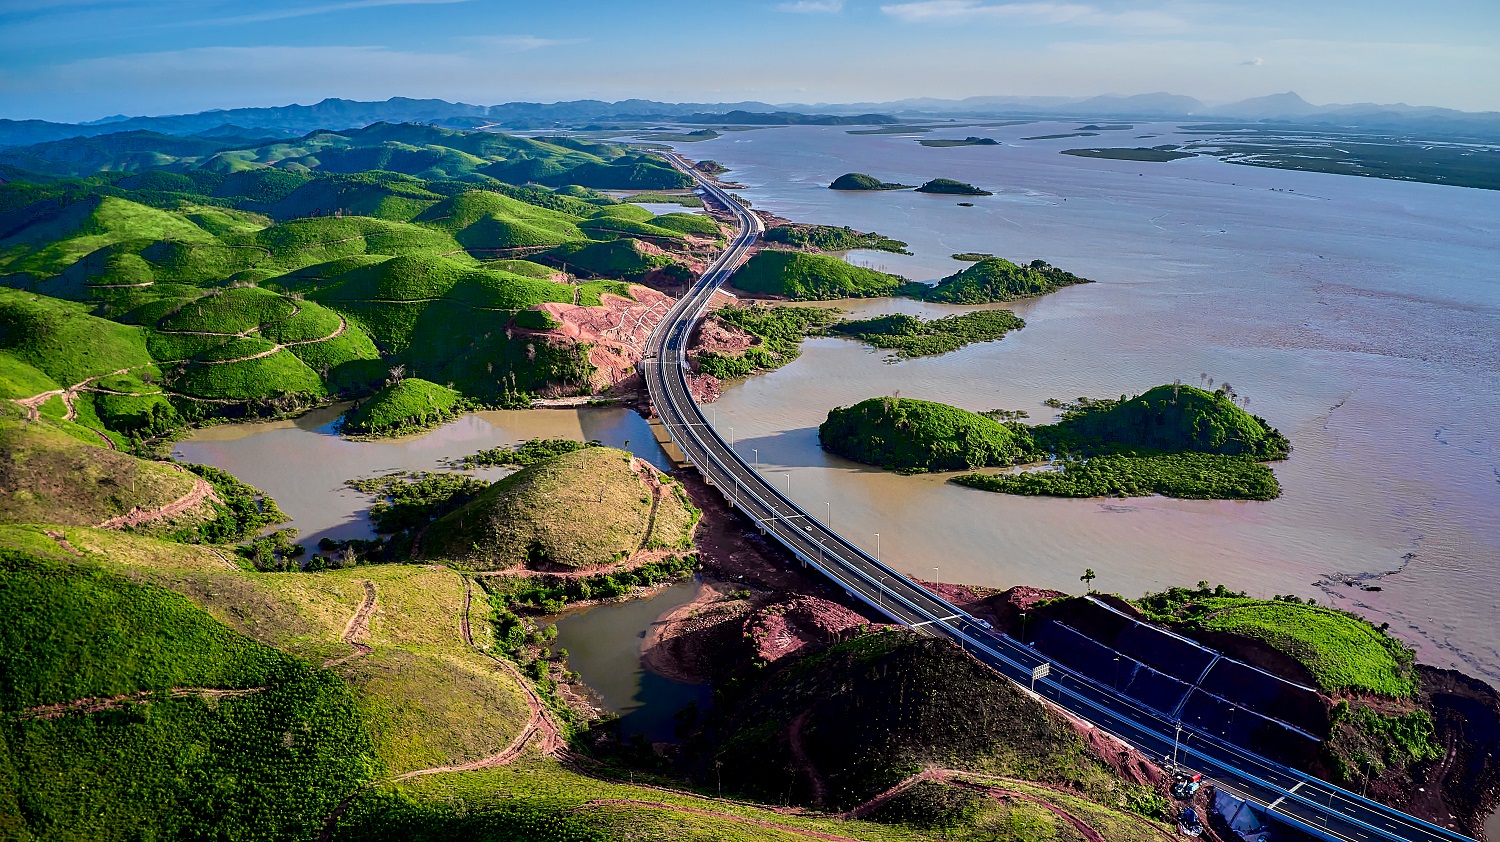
[1,0,1497,122]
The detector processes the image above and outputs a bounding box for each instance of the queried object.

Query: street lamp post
[874,533,880,563]
[825,501,830,527]
[784,473,791,497]
[1019,611,1028,646]
[1113,655,1121,689]
[933,566,939,584]
[877,575,886,610]
[752,448,758,469]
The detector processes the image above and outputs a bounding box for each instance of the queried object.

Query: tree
[1080,568,1097,592]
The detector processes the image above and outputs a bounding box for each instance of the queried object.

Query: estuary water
[669,122,1500,684]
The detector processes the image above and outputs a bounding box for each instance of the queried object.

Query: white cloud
[469,35,582,51]
[202,0,472,25]
[1241,56,1263,66]
[778,0,845,12]
[879,1,1184,30]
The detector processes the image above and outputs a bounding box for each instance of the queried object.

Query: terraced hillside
[0,132,723,442]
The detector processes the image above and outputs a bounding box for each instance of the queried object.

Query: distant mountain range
[2,92,1497,149]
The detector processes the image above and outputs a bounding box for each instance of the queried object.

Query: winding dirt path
[12,687,263,721]
[322,580,377,669]
[94,471,218,530]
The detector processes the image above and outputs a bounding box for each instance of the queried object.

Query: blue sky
[1,0,1496,122]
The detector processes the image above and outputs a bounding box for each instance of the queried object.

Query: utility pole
[1171,721,1183,770]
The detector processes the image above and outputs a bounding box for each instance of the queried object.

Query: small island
[819,397,1034,473]
[921,256,1091,303]
[730,251,1092,306]
[826,310,1025,359]
[695,160,730,174]
[951,252,993,261]
[914,177,992,196]
[820,384,1292,500]
[918,136,1000,147]
[828,172,915,190]
[341,377,469,439]
[763,223,910,254]
[1062,146,1196,162]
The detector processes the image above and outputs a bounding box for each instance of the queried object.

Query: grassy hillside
[919,257,1092,304]
[695,305,839,379]
[0,548,374,842]
[1135,586,1417,697]
[422,447,697,569]
[730,250,911,300]
[0,412,202,528]
[819,397,1033,473]
[717,630,1165,814]
[342,377,467,438]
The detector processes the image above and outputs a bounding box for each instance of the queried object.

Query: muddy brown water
[174,404,669,549]
[669,123,1500,687]
[546,579,712,742]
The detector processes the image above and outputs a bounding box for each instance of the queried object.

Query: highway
[642,151,1474,842]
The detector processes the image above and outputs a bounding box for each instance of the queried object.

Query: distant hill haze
[4,92,1497,149]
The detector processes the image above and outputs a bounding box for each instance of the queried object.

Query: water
[669,123,1500,684]
[174,405,669,548]
[547,579,712,742]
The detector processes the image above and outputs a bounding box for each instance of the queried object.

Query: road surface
[642,151,1473,842]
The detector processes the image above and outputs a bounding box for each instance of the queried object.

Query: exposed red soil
[639,470,887,688]
[528,284,674,394]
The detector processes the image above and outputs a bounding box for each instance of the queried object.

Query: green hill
[730,250,910,299]
[717,630,1164,813]
[828,172,915,190]
[953,384,1291,500]
[341,378,466,438]
[0,411,207,529]
[819,397,1032,473]
[422,447,697,569]
[915,178,991,196]
[1041,384,1290,459]
[920,257,1092,304]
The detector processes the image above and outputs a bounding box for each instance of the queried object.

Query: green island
[341,376,469,438]
[921,256,1092,303]
[822,384,1292,499]
[828,172,916,190]
[915,177,992,195]
[763,223,910,254]
[1062,146,1197,162]
[694,159,729,174]
[819,397,1036,473]
[918,136,1001,148]
[730,252,1092,305]
[1021,132,1099,140]
[951,252,994,261]
[825,310,1025,358]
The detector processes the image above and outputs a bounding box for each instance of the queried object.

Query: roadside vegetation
[695,304,839,379]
